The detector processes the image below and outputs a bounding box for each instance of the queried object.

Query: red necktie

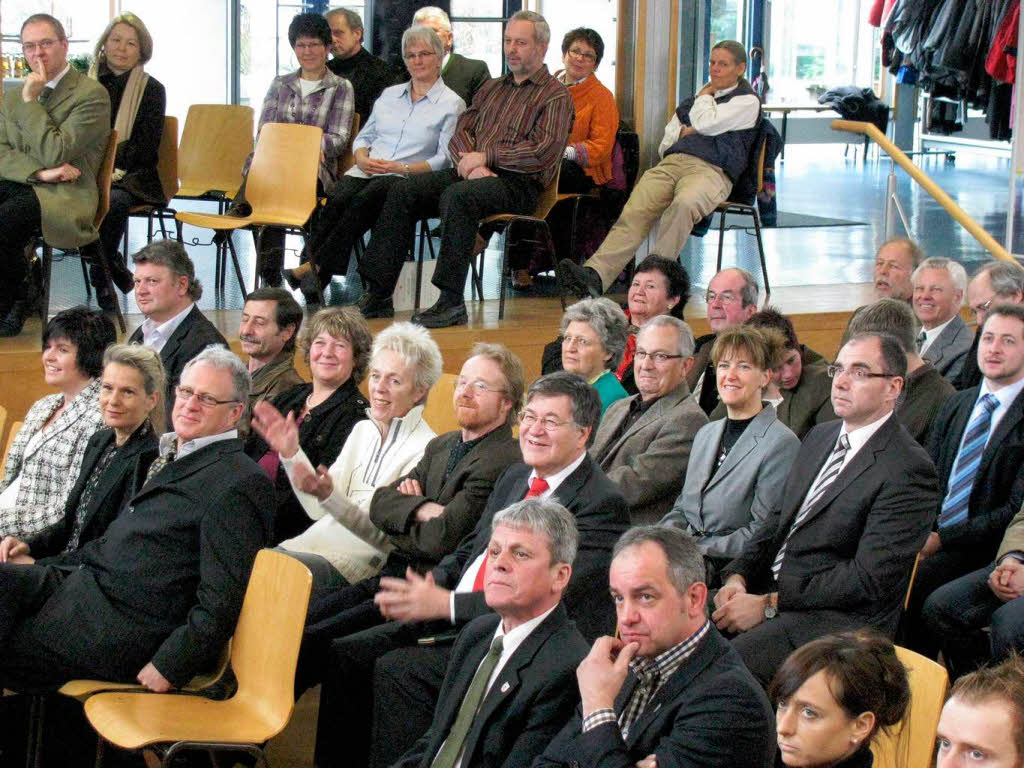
[472,477,552,591]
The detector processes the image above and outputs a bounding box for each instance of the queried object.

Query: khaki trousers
[585,153,732,288]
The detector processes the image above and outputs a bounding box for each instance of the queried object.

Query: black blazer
[128,305,228,425]
[928,385,1024,556]
[32,439,272,687]
[723,416,938,642]
[951,330,982,391]
[441,53,491,106]
[245,378,368,544]
[370,422,521,569]
[395,605,589,768]
[100,69,167,205]
[537,626,776,768]
[30,424,157,561]
[434,455,629,640]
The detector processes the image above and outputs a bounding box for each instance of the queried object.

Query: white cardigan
[279,404,435,583]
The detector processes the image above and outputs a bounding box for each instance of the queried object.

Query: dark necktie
[38,86,54,104]
[144,447,177,484]
[916,331,927,353]
[938,393,999,528]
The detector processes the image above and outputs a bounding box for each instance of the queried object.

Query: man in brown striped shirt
[356,9,574,327]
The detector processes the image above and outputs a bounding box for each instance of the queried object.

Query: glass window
[539,0,618,96]
[710,0,743,47]
[451,0,503,15]
[451,0,507,80]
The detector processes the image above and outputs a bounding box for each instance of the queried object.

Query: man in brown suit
[0,13,110,336]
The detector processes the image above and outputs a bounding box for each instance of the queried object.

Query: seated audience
[356,10,573,327]
[953,260,1024,391]
[934,653,1024,768]
[662,325,800,583]
[913,257,972,381]
[238,287,305,427]
[770,630,910,768]
[0,344,163,565]
[542,255,692,396]
[233,12,354,286]
[713,332,937,686]
[410,7,491,106]
[907,303,1024,658]
[325,7,399,125]
[88,12,166,307]
[558,298,630,415]
[537,526,776,768]
[245,307,370,544]
[590,316,708,524]
[923,500,1024,679]
[558,41,760,299]
[289,25,465,308]
[0,308,114,539]
[0,346,272,692]
[128,240,228,424]
[0,13,110,337]
[845,298,955,445]
[392,499,588,768]
[315,372,628,768]
[871,237,921,302]
[252,322,442,591]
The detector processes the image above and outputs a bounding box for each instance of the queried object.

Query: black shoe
[0,301,28,337]
[557,259,603,299]
[412,298,467,328]
[297,270,323,306]
[225,202,252,217]
[360,293,394,319]
[283,267,302,291]
[260,269,283,288]
[95,283,117,313]
[109,258,134,294]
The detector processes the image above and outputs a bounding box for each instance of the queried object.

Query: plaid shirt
[582,620,711,739]
[250,69,354,194]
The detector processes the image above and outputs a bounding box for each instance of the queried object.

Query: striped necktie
[772,433,850,579]
[938,393,999,528]
[144,447,176,484]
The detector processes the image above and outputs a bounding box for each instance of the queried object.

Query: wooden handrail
[831,119,1013,262]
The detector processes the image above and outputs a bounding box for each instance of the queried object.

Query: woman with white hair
[252,322,442,590]
[558,297,630,415]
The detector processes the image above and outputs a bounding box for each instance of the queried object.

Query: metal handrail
[831,119,1013,262]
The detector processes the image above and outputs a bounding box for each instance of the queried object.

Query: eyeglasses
[705,290,742,305]
[294,41,326,51]
[562,335,597,349]
[519,413,574,431]
[566,47,596,62]
[826,365,897,381]
[454,378,506,396]
[22,39,59,54]
[175,385,240,408]
[970,299,994,317]
[635,350,685,365]
[404,50,436,61]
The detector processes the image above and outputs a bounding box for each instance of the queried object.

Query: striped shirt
[448,64,574,188]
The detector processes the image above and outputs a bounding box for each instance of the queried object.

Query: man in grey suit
[591,316,709,525]
[913,257,973,381]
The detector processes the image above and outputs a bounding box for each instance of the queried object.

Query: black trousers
[98,186,139,263]
[360,168,540,299]
[0,180,42,306]
[307,174,402,280]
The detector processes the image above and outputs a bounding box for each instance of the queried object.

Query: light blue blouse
[348,77,466,178]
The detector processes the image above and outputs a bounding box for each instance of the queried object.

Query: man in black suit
[314,371,629,768]
[0,346,271,692]
[537,526,775,768]
[128,240,227,424]
[411,7,491,105]
[713,332,938,686]
[394,498,588,768]
[952,260,1024,391]
[907,304,1024,657]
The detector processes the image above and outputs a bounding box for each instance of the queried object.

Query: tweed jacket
[0,66,110,247]
[0,379,104,538]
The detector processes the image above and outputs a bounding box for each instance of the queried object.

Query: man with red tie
[313,371,629,768]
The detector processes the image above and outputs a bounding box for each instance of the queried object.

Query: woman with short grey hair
[559,297,630,415]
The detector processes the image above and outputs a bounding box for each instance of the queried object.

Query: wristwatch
[763,592,778,620]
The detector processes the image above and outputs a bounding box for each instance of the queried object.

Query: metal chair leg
[89,241,126,333]
[40,246,53,338]
[498,224,511,320]
[80,258,93,300]
[750,208,770,299]
[716,210,727,272]
[225,234,248,300]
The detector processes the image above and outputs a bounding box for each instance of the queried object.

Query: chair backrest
[422,373,460,434]
[230,549,312,736]
[245,122,323,223]
[93,129,118,228]
[156,115,179,204]
[533,163,562,221]
[338,112,361,176]
[2,421,22,471]
[177,104,254,197]
[617,127,641,194]
[0,406,7,468]
[871,646,949,768]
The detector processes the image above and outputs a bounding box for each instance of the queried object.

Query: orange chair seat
[176,210,310,231]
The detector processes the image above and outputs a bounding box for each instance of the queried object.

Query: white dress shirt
[140,303,195,353]
[801,411,893,502]
[919,316,956,356]
[44,63,71,91]
[658,82,761,157]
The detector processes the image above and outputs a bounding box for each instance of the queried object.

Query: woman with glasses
[661,325,799,585]
[287,24,465,311]
[247,307,370,544]
[558,297,629,416]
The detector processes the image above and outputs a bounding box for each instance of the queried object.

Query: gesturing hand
[251,400,300,458]
[374,568,451,622]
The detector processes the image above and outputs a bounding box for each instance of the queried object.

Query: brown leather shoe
[512,269,533,289]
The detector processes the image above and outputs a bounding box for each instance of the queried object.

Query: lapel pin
[500,682,510,693]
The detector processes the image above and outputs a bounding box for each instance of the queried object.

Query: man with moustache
[238,287,304,428]
[872,237,922,302]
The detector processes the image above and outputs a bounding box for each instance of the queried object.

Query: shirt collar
[839,410,893,454]
[45,62,71,89]
[923,315,956,345]
[980,374,1024,409]
[502,63,550,87]
[711,82,739,98]
[492,603,557,655]
[630,620,710,679]
[528,450,587,496]
[141,302,195,347]
[160,428,238,460]
[400,76,445,103]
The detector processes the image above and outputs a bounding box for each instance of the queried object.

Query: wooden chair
[871,646,949,768]
[2,421,21,470]
[422,373,459,434]
[0,406,8,468]
[82,549,312,768]
[39,130,125,335]
[122,116,181,253]
[175,123,323,298]
[904,552,922,613]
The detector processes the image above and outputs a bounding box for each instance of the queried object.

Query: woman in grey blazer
[661,325,800,584]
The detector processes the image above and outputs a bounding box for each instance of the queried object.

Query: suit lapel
[43,67,79,112]
[702,411,768,493]
[592,399,630,458]
[776,422,841,533]
[160,307,198,367]
[134,439,237,499]
[606,387,689,458]
[978,387,1024,477]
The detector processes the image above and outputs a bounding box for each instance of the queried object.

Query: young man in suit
[952,260,1024,391]
[591,316,708,524]
[128,240,228,424]
[393,498,589,768]
[313,371,629,768]
[411,7,491,106]
[908,304,1024,657]
[0,346,272,692]
[537,526,776,768]
[0,13,111,336]
[913,257,973,381]
[713,332,938,686]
